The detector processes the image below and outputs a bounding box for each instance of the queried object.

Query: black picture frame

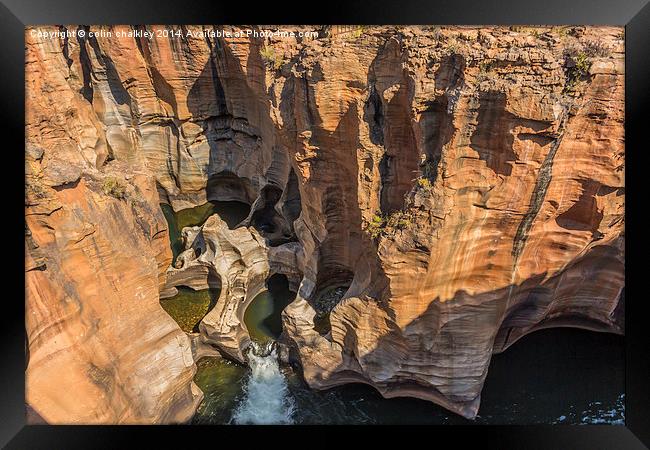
[4,0,648,447]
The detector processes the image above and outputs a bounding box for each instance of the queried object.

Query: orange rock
[25,25,624,421]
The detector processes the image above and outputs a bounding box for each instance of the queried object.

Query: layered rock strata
[25,165,202,423]
[25,25,624,421]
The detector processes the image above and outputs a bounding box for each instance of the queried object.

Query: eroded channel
[158,201,625,425]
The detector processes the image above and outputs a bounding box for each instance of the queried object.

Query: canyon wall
[25,25,624,421]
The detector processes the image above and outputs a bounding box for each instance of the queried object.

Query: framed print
[2,0,648,447]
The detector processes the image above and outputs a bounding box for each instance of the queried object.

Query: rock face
[164,214,271,361]
[25,25,624,421]
[24,169,202,423]
[25,27,205,424]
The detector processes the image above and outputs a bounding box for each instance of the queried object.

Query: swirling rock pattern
[161,214,304,362]
[25,25,624,421]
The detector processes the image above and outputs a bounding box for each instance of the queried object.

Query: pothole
[243,274,296,343]
[160,200,251,265]
[159,286,220,333]
[312,284,351,336]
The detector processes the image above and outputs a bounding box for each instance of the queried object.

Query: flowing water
[190,327,625,425]
[230,277,297,424]
[159,202,625,425]
[232,342,295,425]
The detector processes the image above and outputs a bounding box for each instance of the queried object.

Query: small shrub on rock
[582,40,611,58]
[102,177,128,200]
[417,177,432,189]
[366,214,386,239]
[260,45,283,70]
[563,51,592,93]
[386,211,413,230]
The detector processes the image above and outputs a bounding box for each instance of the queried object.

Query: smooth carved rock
[25,172,202,424]
[163,215,270,361]
[274,27,623,419]
[162,214,306,362]
[26,25,624,421]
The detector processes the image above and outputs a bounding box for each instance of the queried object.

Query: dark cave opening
[311,268,354,336]
[364,83,385,146]
[251,185,283,233]
[206,171,256,207]
[251,181,301,247]
[210,201,251,229]
[418,95,454,184]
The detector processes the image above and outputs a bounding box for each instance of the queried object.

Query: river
[159,202,625,425]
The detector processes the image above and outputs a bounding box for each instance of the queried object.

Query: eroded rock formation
[25,25,624,421]
[25,166,202,423]
[161,213,304,361]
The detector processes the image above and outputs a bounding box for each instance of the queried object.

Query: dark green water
[243,275,296,344]
[191,274,296,425]
[158,200,245,332]
[157,202,624,425]
[190,327,624,425]
[192,357,248,424]
[159,287,220,333]
[160,201,250,263]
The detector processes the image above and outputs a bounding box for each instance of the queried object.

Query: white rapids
[232,341,295,425]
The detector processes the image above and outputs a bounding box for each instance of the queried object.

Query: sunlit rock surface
[25,25,624,421]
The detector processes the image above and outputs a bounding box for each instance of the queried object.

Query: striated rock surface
[162,214,304,362]
[26,25,624,420]
[24,168,202,423]
[25,27,203,424]
[167,215,270,361]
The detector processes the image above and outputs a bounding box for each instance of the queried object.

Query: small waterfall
[232,341,295,425]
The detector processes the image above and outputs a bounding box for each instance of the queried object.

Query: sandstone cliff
[25,25,624,421]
